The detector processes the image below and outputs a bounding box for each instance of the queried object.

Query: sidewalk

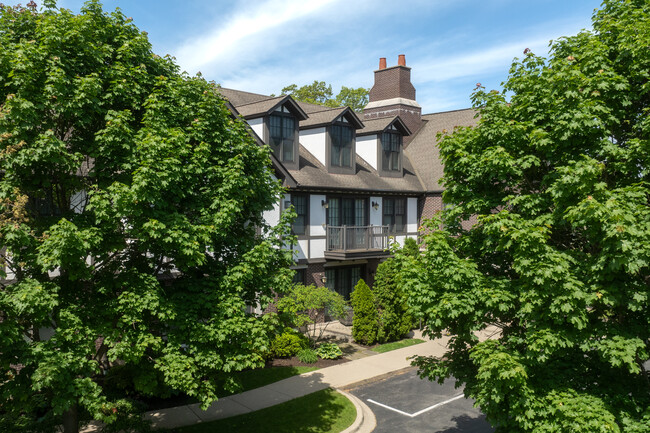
[143,329,453,431]
[81,325,499,432]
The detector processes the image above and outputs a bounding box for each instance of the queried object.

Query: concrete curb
[337,389,377,433]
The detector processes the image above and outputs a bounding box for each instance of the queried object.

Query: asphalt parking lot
[348,368,494,433]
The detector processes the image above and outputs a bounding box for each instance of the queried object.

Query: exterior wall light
[320,275,328,284]
[321,200,329,209]
[371,201,379,210]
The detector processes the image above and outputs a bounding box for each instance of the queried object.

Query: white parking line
[367,394,465,418]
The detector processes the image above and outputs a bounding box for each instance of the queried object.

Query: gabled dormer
[298,106,364,175]
[356,116,411,178]
[235,95,308,170]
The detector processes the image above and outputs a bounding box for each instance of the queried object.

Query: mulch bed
[266,356,350,369]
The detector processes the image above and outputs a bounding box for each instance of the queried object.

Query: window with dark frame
[291,195,308,235]
[325,266,362,300]
[383,197,406,233]
[292,268,305,285]
[327,197,367,227]
[381,131,401,171]
[330,123,353,168]
[269,108,295,163]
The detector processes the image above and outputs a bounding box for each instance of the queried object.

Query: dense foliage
[350,279,379,345]
[399,1,650,431]
[296,348,318,364]
[0,2,293,431]
[276,283,347,344]
[270,329,308,359]
[315,342,343,360]
[277,81,369,112]
[374,258,415,343]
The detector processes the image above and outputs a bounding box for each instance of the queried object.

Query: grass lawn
[173,388,356,433]
[217,366,318,398]
[371,338,425,354]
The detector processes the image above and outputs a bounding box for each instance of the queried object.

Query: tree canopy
[399,0,650,431]
[0,2,293,432]
[278,81,369,112]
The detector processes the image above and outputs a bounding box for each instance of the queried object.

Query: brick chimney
[364,54,422,139]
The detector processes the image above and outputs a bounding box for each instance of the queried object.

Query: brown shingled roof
[356,116,411,137]
[217,87,270,106]
[405,108,478,192]
[289,145,423,193]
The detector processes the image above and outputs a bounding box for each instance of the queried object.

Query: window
[330,124,353,168]
[269,108,295,162]
[327,197,367,227]
[383,197,406,233]
[381,131,401,171]
[292,268,305,285]
[325,266,363,300]
[291,195,308,235]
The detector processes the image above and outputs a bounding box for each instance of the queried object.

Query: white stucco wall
[247,117,264,139]
[309,194,326,237]
[294,239,308,260]
[310,238,326,259]
[356,135,378,170]
[263,190,286,227]
[299,127,327,166]
[407,197,418,233]
[370,196,382,226]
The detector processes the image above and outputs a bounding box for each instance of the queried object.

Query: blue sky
[23,0,603,113]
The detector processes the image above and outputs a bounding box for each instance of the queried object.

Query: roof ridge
[218,87,271,98]
[234,95,285,108]
[422,107,475,116]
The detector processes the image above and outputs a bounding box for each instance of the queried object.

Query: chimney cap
[379,57,387,70]
[398,54,406,66]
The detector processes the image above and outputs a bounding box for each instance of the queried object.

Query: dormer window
[331,116,354,168]
[381,128,401,172]
[269,106,296,163]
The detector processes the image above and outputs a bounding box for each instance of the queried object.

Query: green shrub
[276,284,348,345]
[270,328,308,358]
[350,279,379,345]
[374,258,416,343]
[402,237,420,257]
[297,348,318,364]
[315,342,343,360]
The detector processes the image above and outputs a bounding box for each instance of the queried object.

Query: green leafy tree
[333,86,369,113]
[0,2,293,432]
[279,81,369,112]
[399,1,650,431]
[276,283,347,345]
[350,279,379,345]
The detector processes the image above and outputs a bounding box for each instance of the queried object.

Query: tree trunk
[62,402,78,433]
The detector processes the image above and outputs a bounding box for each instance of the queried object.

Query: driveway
[347,368,494,433]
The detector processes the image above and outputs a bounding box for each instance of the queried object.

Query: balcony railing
[326,225,389,253]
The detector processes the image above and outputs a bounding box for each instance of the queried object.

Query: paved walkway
[143,328,453,431]
[82,325,499,432]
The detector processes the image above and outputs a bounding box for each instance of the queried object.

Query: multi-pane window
[327,197,367,226]
[383,197,406,233]
[291,195,308,235]
[331,124,353,167]
[292,268,305,285]
[269,110,295,162]
[325,266,362,300]
[381,132,401,171]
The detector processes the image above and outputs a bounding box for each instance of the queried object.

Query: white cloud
[173,0,342,74]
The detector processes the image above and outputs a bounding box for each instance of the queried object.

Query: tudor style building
[218,55,478,299]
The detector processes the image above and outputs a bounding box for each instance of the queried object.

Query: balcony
[325,225,390,260]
